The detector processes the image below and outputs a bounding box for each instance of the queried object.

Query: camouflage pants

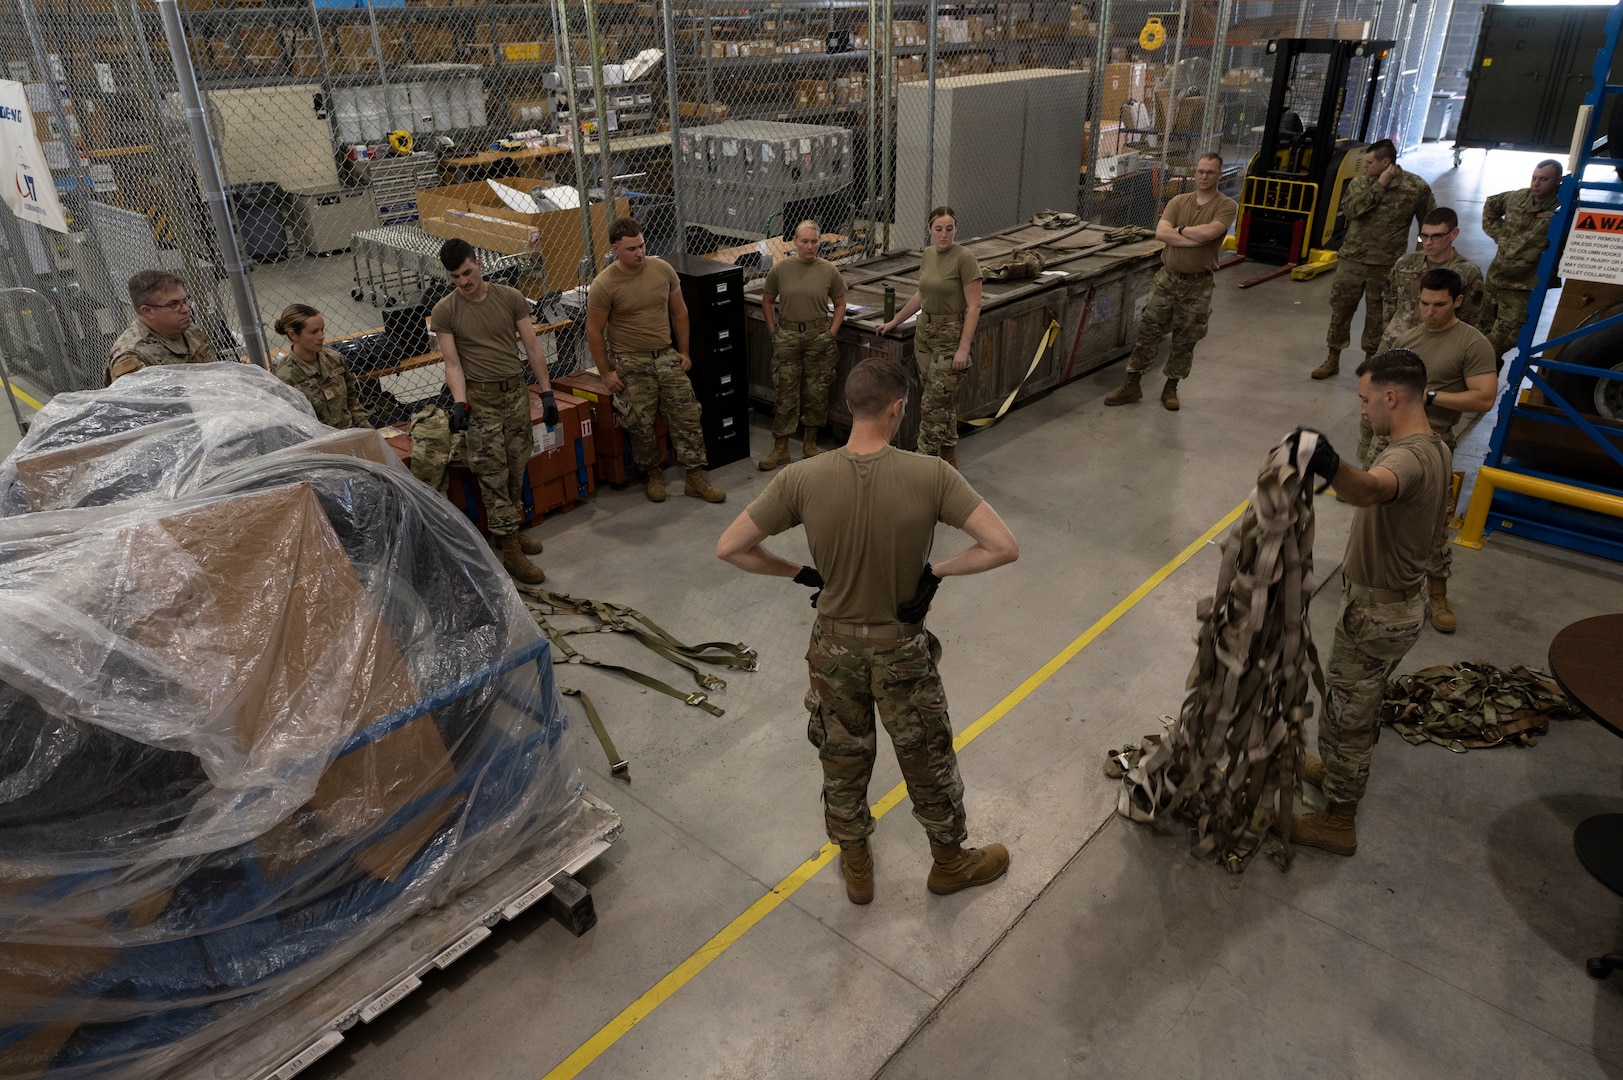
[1327,259,1392,356]
[770,325,838,436]
[1357,423,1455,578]
[1318,587,1425,805]
[465,380,531,537]
[804,620,968,846]
[1126,267,1214,379]
[406,405,467,493]
[915,316,966,455]
[1479,282,1533,359]
[613,348,707,470]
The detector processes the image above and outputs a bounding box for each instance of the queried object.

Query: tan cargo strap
[1117,430,1329,873]
[963,315,1060,429]
[1382,661,1582,752]
[562,687,629,779]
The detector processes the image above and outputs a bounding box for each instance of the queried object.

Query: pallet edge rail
[1455,1,1623,561]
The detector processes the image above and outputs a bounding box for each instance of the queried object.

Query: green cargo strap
[1118,430,1329,872]
[561,687,629,780]
[544,627,726,716]
[1382,661,1582,751]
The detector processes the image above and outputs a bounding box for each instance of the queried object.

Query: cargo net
[0,364,582,1080]
[1116,431,1325,873]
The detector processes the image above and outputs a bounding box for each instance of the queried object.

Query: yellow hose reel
[388,129,414,155]
[1139,16,1167,50]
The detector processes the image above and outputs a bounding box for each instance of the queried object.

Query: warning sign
[1559,209,1623,286]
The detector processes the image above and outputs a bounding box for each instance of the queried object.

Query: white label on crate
[533,423,562,457]
[94,63,115,93]
[1560,210,1623,286]
[266,1032,345,1080]
[433,926,492,970]
[360,975,422,1023]
[502,877,556,919]
[580,418,593,438]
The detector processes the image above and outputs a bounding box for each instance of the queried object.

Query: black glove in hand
[897,564,942,623]
[448,401,470,433]
[794,565,825,608]
[541,390,560,427]
[1292,426,1341,490]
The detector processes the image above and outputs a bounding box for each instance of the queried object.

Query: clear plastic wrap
[0,367,584,1079]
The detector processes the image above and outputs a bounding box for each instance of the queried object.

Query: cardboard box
[413,25,458,62]
[1100,61,1147,125]
[1068,5,1098,35]
[678,100,729,119]
[417,180,628,294]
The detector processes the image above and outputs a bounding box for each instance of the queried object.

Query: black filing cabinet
[668,252,750,468]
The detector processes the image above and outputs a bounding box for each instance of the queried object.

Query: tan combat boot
[803,425,821,458]
[1103,370,1143,406]
[757,437,791,471]
[1311,349,1340,380]
[926,840,1010,895]
[517,532,544,555]
[1160,378,1181,411]
[840,839,874,905]
[940,444,957,469]
[1292,801,1357,856]
[1427,576,1457,634]
[644,466,666,502]
[1300,752,1326,788]
[499,533,546,585]
[684,468,726,503]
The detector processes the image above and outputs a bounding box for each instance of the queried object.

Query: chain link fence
[1,0,1444,409]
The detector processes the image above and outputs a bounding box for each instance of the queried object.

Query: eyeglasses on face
[146,296,191,311]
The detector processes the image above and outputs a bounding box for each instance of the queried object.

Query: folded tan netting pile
[1117,432,1326,871]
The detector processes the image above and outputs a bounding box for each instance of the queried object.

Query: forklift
[1229,37,1395,281]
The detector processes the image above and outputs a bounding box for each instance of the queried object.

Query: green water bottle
[883,284,896,322]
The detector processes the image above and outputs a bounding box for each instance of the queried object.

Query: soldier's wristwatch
[1426,390,1438,406]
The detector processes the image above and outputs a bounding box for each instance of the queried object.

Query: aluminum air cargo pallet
[161,792,622,1080]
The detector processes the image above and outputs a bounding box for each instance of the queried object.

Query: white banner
[0,79,72,234]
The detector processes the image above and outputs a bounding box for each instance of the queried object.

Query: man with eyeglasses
[108,270,216,383]
[1378,206,1483,352]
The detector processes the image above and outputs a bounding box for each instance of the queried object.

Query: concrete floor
[7,144,1619,1078]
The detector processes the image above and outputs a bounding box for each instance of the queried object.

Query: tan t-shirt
[763,256,847,327]
[918,244,981,316]
[1160,191,1238,274]
[747,445,984,624]
[1393,319,1498,436]
[588,257,680,353]
[1344,432,1452,593]
[431,283,530,383]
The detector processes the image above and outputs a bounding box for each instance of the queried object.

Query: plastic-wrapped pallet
[0,365,583,1079]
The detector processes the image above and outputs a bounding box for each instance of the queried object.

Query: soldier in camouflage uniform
[108,270,217,383]
[1106,153,1236,411]
[1481,159,1563,362]
[717,356,1019,903]
[1292,351,1451,857]
[1314,140,1435,380]
[586,217,725,504]
[272,304,372,429]
[1378,207,1484,351]
[877,207,982,466]
[759,220,846,470]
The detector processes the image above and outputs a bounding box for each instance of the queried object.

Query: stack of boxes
[670,253,751,470]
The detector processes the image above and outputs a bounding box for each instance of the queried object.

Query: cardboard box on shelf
[1154,90,1206,134]
[417,181,628,294]
[678,100,729,119]
[1068,5,1098,35]
[1100,61,1147,126]
[413,25,458,61]
[240,27,281,71]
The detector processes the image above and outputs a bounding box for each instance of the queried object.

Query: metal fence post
[1081,0,1113,220]
[1200,0,1234,153]
[924,0,936,214]
[554,0,600,279]
[662,0,686,253]
[156,0,269,367]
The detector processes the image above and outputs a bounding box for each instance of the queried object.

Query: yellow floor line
[5,383,43,412]
[542,497,1251,1080]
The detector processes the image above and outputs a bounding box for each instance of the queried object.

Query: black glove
[541,390,560,427]
[448,401,470,433]
[794,565,825,608]
[1292,426,1341,490]
[897,564,942,623]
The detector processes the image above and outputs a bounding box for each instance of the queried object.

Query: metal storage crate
[369,152,443,227]
[675,121,853,241]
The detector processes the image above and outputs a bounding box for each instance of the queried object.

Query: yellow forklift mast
[1229,38,1395,280]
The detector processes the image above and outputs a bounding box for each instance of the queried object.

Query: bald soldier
[758,220,847,470]
[1481,159,1563,363]
[1314,140,1435,380]
[108,270,217,383]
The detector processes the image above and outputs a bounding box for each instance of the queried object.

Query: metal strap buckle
[684,692,709,707]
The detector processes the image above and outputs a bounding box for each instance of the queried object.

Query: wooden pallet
[160,792,623,1080]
